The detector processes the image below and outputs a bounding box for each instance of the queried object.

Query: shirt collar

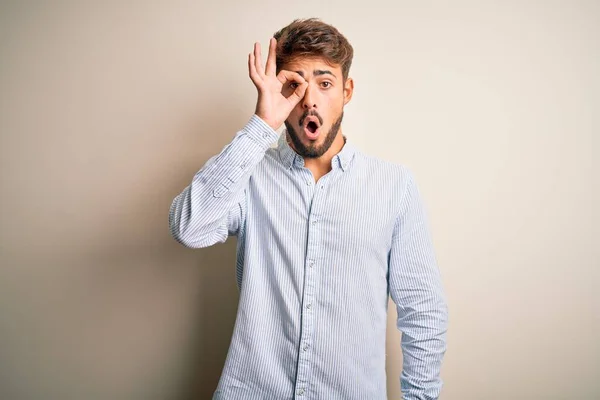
[277,129,357,172]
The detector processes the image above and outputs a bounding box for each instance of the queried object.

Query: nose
[302,85,316,110]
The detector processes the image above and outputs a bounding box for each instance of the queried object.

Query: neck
[301,130,346,172]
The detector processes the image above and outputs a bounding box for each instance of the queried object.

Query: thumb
[287,81,308,105]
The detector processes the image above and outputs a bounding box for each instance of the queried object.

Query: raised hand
[248,38,308,130]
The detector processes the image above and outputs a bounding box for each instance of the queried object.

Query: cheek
[324,103,343,123]
[323,93,343,112]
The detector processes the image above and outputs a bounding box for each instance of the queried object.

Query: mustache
[299,110,323,127]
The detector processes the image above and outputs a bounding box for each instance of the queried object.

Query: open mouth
[302,116,321,140]
[307,121,318,133]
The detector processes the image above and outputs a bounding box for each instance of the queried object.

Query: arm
[169,37,308,248]
[168,115,278,248]
[388,168,448,400]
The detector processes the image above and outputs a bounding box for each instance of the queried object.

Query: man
[169,18,448,400]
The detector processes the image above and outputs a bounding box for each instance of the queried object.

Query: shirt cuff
[242,114,280,149]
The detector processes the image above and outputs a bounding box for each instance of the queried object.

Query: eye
[321,82,332,88]
[289,82,299,89]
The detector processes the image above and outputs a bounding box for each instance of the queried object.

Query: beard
[284,110,344,158]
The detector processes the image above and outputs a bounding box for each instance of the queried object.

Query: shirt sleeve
[169,114,279,248]
[388,168,449,400]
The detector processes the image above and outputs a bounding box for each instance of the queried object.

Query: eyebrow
[296,70,337,79]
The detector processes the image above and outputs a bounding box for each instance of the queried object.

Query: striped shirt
[169,114,448,400]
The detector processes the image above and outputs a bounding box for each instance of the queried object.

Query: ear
[343,77,354,105]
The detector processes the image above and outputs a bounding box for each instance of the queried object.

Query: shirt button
[303,345,309,351]
[312,220,317,225]
[307,303,312,309]
[309,260,315,268]
[298,388,305,395]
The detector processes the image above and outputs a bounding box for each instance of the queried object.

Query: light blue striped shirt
[169,115,448,400]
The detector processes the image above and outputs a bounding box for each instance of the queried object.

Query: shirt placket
[294,167,331,399]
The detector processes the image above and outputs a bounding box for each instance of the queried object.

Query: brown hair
[273,18,354,81]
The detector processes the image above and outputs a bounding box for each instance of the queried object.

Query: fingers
[265,37,277,76]
[249,38,278,87]
[254,42,265,79]
[277,70,308,104]
[290,80,308,104]
[248,52,261,87]
[276,70,305,86]
[249,42,266,87]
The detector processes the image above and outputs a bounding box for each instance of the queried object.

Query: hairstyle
[273,18,354,81]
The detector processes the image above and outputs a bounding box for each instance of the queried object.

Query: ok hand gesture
[249,38,308,130]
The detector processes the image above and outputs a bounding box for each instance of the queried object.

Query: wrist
[255,113,280,131]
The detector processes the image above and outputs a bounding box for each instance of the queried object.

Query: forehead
[281,57,342,78]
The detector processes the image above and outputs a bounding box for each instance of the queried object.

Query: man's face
[281,57,354,158]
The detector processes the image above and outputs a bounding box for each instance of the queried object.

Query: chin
[285,115,341,159]
[303,130,326,143]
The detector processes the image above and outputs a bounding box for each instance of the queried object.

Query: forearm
[169,114,277,247]
[398,294,448,400]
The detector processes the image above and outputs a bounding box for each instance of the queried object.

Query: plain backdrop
[0,1,598,399]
